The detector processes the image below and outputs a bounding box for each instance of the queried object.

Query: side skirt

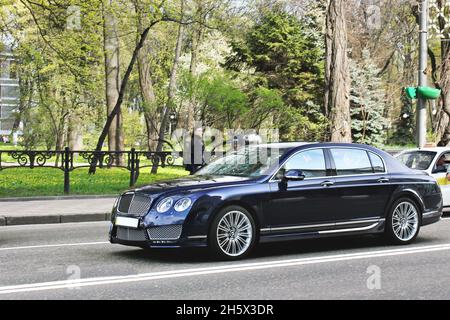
[259,219,385,244]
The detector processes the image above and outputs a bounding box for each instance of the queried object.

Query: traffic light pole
[417,0,428,148]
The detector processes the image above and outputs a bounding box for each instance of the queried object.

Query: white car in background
[396,147,450,208]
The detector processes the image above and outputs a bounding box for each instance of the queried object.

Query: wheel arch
[208,200,261,237]
[386,189,425,217]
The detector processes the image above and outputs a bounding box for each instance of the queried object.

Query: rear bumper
[422,210,443,226]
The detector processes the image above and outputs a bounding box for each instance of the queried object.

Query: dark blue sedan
[109,143,443,260]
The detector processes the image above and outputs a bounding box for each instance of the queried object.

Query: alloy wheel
[216,210,253,257]
[392,201,419,242]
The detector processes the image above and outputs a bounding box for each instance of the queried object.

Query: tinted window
[395,151,436,170]
[331,149,373,175]
[196,147,286,178]
[369,152,385,173]
[277,149,327,179]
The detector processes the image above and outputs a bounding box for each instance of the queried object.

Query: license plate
[115,216,139,229]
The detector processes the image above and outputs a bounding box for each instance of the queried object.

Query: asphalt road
[1,217,450,300]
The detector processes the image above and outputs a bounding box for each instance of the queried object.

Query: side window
[369,152,385,173]
[277,149,327,179]
[434,152,450,172]
[331,149,373,176]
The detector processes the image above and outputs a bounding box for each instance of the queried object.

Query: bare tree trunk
[103,0,123,164]
[54,111,68,167]
[116,108,124,162]
[143,114,159,150]
[436,46,450,145]
[137,47,159,151]
[325,0,352,142]
[134,1,160,151]
[431,1,450,145]
[12,78,32,136]
[67,115,83,150]
[151,1,185,174]
[185,2,204,133]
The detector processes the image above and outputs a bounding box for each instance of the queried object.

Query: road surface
[1,217,450,300]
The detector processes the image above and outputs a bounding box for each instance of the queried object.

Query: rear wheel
[385,198,421,244]
[209,206,256,260]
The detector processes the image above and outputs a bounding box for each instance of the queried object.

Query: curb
[0,195,117,202]
[1,213,112,226]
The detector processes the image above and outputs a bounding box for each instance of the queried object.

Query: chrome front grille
[147,225,183,241]
[118,193,152,215]
[116,227,147,242]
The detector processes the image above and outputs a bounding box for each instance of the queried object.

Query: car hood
[132,175,257,196]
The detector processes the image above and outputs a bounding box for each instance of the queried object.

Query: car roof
[251,142,391,157]
[250,142,311,149]
[251,142,388,151]
[401,147,450,153]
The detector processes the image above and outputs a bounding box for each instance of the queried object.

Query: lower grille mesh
[147,225,183,241]
[116,227,147,242]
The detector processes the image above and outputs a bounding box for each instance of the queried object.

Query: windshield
[195,147,288,178]
[395,151,436,170]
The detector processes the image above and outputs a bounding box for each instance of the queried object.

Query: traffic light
[405,86,441,100]
[405,87,417,99]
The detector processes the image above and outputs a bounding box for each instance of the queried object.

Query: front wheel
[385,198,421,245]
[209,206,256,260]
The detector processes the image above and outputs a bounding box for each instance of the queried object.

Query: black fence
[0,147,184,194]
[0,145,405,195]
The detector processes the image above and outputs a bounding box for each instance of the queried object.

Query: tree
[134,0,162,151]
[349,50,388,145]
[325,0,351,142]
[103,0,124,162]
[245,86,284,130]
[202,75,248,129]
[89,0,193,174]
[225,7,326,140]
[389,93,415,146]
[151,0,186,174]
[1,0,104,156]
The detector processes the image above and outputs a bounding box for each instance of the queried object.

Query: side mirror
[283,169,306,182]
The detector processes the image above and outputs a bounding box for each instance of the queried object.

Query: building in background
[0,44,20,140]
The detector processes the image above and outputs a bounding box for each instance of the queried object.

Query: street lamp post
[417,0,429,148]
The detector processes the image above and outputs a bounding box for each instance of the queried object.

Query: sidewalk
[0,197,116,226]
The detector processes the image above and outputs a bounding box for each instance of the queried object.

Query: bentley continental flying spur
[109,143,443,260]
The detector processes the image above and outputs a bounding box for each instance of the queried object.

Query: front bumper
[109,224,208,248]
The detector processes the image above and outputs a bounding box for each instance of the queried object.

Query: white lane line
[0,221,109,230]
[0,241,109,252]
[1,243,450,295]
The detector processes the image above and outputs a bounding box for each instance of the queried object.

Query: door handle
[321,180,335,187]
[377,178,390,183]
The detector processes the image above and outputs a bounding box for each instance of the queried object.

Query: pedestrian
[184,127,204,175]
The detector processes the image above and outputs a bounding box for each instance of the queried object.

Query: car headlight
[174,198,192,212]
[156,197,174,213]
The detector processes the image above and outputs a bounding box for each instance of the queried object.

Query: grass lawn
[0,166,189,198]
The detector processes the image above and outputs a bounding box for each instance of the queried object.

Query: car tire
[208,205,257,260]
[385,197,421,245]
